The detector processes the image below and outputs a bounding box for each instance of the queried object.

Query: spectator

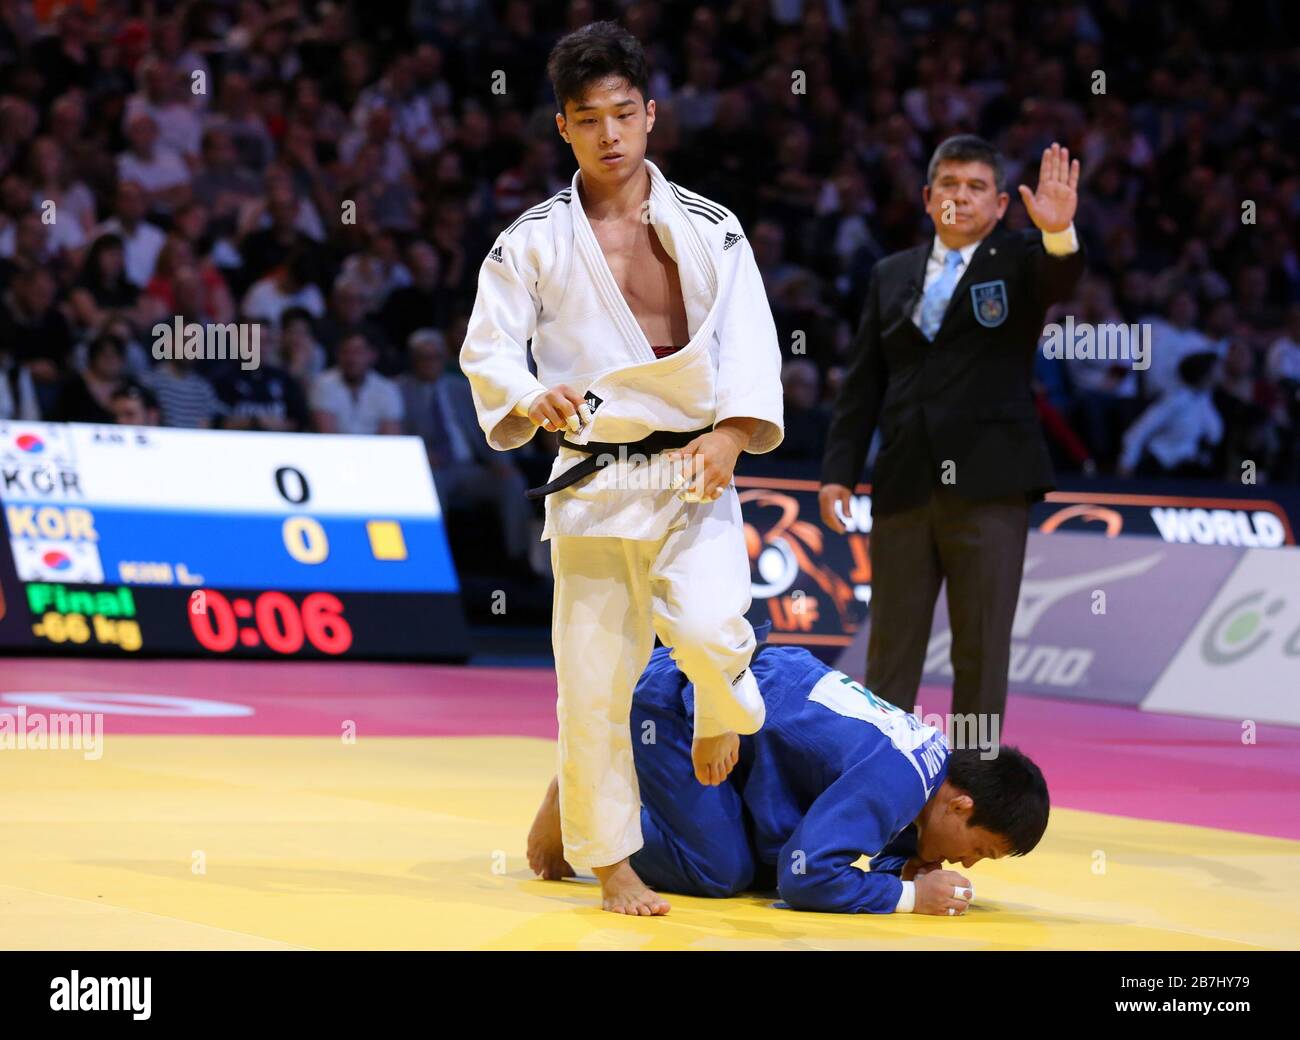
[310,331,402,435]
[381,240,448,351]
[1059,277,1140,467]
[215,339,311,433]
[0,211,52,272]
[70,312,152,380]
[69,235,142,332]
[125,57,203,161]
[145,233,235,327]
[0,266,75,410]
[26,135,95,249]
[142,356,226,429]
[0,347,39,421]
[1214,340,1281,478]
[1119,352,1224,478]
[278,306,328,386]
[1144,290,1217,398]
[777,360,830,462]
[110,380,161,426]
[400,328,532,565]
[51,331,127,424]
[335,229,411,315]
[203,71,273,173]
[235,185,315,293]
[95,181,166,288]
[46,94,106,200]
[30,6,97,104]
[116,112,192,214]
[1266,302,1300,388]
[316,275,389,358]
[192,128,264,230]
[152,16,212,112]
[240,247,325,327]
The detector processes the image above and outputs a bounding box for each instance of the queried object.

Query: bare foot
[692,731,739,786]
[526,776,574,880]
[593,859,670,915]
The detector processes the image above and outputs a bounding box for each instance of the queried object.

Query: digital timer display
[188,590,353,655]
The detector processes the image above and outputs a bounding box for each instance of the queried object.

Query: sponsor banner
[833,531,1240,704]
[1034,489,1294,547]
[1143,548,1300,726]
[737,476,872,649]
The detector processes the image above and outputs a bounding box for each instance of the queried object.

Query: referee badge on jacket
[970,280,1009,328]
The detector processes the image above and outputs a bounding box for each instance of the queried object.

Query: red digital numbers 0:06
[188,590,354,655]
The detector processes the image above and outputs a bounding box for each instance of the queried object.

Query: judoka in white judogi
[460,158,784,869]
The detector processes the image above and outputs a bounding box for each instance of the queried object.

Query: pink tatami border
[2,658,1297,842]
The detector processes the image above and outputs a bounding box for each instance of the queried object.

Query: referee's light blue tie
[919,249,965,341]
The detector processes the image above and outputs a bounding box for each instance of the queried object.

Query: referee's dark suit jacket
[822,223,1085,717]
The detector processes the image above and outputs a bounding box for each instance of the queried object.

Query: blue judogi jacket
[638,625,949,913]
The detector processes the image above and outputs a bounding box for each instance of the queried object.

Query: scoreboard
[0,421,467,660]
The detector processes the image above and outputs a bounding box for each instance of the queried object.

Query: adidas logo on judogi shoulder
[723,232,743,251]
[488,244,504,263]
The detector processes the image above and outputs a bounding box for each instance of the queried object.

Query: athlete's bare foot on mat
[593,859,670,915]
[692,731,739,786]
[526,776,574,880]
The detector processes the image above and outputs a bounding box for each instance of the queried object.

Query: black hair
[284,246,316,286]
[944,746,1049,856]
[88,332,127,363]
[547,20,649,116]
[280,306,315,330]
[1178,350,1219,387]
[84,233,125,273]
[927,134,1007,193]
[111,379,159,411]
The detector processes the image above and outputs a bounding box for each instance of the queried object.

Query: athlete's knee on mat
[632,847,753,898]
[688,847,756,898]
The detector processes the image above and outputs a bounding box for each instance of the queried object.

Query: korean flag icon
[12,540,105,583]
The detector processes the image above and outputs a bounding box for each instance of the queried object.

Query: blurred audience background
[0,0,1297,598]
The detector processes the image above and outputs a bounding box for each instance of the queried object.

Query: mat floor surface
[2,658,1298,951]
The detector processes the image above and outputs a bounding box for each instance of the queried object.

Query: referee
[819,136,1085,720]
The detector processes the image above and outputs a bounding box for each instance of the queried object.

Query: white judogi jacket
[460,159,784,540]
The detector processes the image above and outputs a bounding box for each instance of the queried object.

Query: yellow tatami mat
[2,736,1297,950]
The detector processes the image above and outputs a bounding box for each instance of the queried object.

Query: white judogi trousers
[550,487,765,870]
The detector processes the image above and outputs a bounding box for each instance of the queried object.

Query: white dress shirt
[1120,386,1223,472]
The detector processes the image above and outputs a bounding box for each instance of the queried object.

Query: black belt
[525,428,710,500]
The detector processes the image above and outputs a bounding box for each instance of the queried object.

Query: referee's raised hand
[1018,141,1080,234]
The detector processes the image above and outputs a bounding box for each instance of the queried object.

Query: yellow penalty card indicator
[366,520,408,561]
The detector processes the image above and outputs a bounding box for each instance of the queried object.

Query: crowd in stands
[1,1,1297,580]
